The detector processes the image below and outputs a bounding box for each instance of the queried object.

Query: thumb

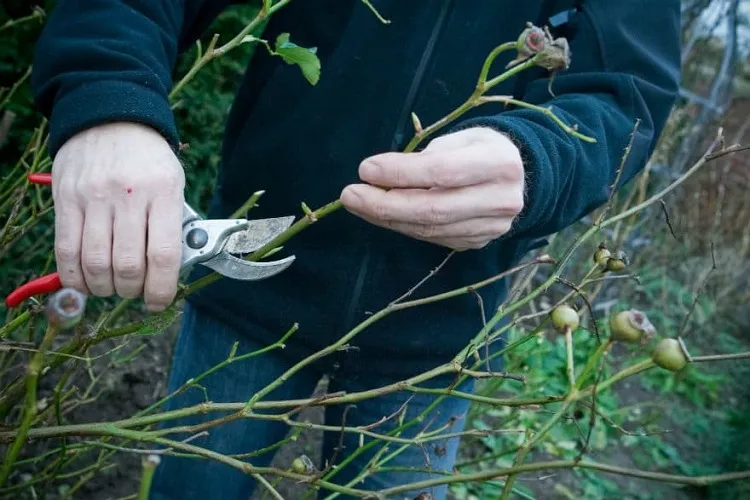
[422,127,486,153]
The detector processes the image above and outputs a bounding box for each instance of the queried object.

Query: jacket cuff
[47,80,179,158]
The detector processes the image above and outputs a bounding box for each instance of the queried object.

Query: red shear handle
[4,173,62,307]
[5,273,63,308]
[28,173,52,185]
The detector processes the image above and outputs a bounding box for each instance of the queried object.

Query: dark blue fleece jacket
[30,0,681,377]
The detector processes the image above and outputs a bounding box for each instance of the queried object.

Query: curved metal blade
[222,216,296,255]
[201,251,295,281]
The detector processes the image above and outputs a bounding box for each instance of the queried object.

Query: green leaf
[273,32,320,85]
[138,307,181,336]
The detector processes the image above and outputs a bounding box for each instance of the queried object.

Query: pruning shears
[4,172,296,308]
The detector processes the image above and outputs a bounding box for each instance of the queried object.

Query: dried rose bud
[651,338,688,372]
[593,242,611,267]
[45,288,86,329]
[550,304,579,332]
[517,23,547,56]
[605,250,629,272]
[506,22,548,68]
[290,454,315,474]
[609,309,655,343]
[535,36,571,71]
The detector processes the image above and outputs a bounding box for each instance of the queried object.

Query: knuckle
[495,220,513,235]
[418,203,450,225]
[56,242,80,262]
[147,167,185,194]
[489,194,524,217]
[149,245,180,269]
[464,238,489,250]
[114,255,145,279]
[83,252,110,275]
[430,163,460,187]
[154,173,184,195]
[504,159,524,182]
[507,193,525,215]
[147,287,176,306]
[372,200,391,221]
[414,224,437,239]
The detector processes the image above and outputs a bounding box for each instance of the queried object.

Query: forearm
[30,0,186,156]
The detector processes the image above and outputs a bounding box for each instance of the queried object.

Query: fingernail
[341,185,364,210]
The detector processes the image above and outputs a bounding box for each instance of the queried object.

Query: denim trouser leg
[150,303,476,500]
[149,302,321,500]
[319,372,474,499]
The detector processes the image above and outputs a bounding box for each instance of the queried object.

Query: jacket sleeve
[30,0,186,157]
[452,0,681,241]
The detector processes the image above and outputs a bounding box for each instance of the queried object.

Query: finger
[354,212,495,251]
[421,127,485,152]
[348,204,508,242]
[432,236,494,251]
[340,183,523,225]
[383,217,512,240]
[53,201,88,293]
[358,145,500,189]
[112,197,147,299]
[144,194,183,311]
[81,203,115,296]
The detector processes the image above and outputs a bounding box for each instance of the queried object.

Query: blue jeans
[149,302,475,500]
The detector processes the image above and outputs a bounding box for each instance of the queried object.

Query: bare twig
[678,241,717,339]
[598,119,641,225]
[690,352,750,362]
[390,250,455,305]
[659,199,678,239]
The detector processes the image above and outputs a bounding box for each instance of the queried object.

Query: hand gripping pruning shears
[4,173,296,308]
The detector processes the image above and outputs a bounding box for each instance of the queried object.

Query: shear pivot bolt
[186,228,209,249]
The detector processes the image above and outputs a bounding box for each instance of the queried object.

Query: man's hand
[51,122,185,311]
[340,127,525,250]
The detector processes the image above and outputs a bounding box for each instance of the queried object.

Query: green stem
[377,459,750,496]
[140,323,298,417]
[576,339,613,389]
[580,358,654,396]
[0,310,32,339]
[0,9,43,35]
[499,396,576,499]
[0,66,32,110]
[230,190,265,218]
[137,456,159,500]
[565,326,576,390]
[242,256,550,410]
[477,95,596,143]
[168,0,292,101]
[691,351,750,362]
[0,324,59,486]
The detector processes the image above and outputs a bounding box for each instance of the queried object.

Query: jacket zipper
[389,0,453,150]
[341,1,453,336]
